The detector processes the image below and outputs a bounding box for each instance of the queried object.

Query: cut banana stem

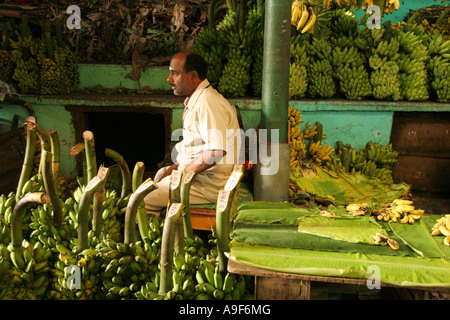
[216,189,233,274]
[92,165,110,237]
[124,177,157,244]
[48,129,60,186]
[105,148,132,199]
[83,130,97,183]
[132,162,150,240]
[169,170,185,255]
[159,202,184,295]
[77,170,107,251]
[11,192,50,253]
[181,171,196,239]
[42,150,63,229]
[16,122,37,200]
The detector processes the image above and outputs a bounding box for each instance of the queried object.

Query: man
[144,51,241,216]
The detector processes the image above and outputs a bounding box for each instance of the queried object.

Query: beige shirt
[174,79,241,199]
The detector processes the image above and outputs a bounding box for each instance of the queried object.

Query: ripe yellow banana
[297,5,309,30]
[291,1,302,25]
[301,7,316,34]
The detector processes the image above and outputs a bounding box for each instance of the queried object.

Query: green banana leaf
[235,201,316,226]
[231,221,418,257]
[388,215,450,259]
[297,215,388,245]
[290,167,410,205]
[228,240,450,288]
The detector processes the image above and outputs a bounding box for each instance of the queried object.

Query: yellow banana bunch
[303,121,326,140]
[335,0,357,6]
[291,2,316,34]
[384,0,400,14]
[289,105,303,127]
[309,140,334,165]
[371,199,425,224]
[430,215,450,247]
[346,203,371,216]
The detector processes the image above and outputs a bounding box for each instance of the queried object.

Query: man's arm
[184,149,226,174]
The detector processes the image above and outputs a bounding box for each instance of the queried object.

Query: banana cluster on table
[430,215,450,247]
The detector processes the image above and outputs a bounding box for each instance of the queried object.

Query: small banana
[302,7,316,34]
[296,5,309,30]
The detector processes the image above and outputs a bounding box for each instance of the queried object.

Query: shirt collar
[184,79,211,108]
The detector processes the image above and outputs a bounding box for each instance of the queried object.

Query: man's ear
[191,70,198,80]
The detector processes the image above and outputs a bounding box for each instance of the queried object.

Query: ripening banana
[301,7,316,34]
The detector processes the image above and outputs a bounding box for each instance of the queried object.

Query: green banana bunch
[249,6,263,97]
[306,59,336,99]
[289,40,309,99]
[192,27,225,88]
[334,64,372,100]
[98,239,159,300]
[426,30,450,103]
[217,7,261,98]
[370,60,402,101]
[7,239,53,300]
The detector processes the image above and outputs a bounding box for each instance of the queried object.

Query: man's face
[167,55,196,97]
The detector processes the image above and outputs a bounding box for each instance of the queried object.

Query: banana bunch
[334,63,373,100]
[37,36,71,95]
[370,59,402,101]
[371,199,424,224]
[302,121,327,140]
[330,7,359,37]
[308,140,334,165]
[363,141,398,167]
[289,39,310,99]
[217,7,260,98]
[192,27,225,88]
[0,31,14,82]
[193,259,250,300]
[426,30,450,103]
[6,239,53,300]
[361,0,400,15]
[396,30,429,101]
[10,38,40,94]
[49,243,104,300]
[345,203,371,216]
[249,6,264,97]
[291,1,317,34]
[430,215,450,247]
[98,239,160,300]
[28,202,77,253]
[289,61,308,99]
[307,59,336,98]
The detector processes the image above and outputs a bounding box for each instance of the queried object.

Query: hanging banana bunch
[291,0,317,34]
[361,0,400,15]
[288,106,306,172]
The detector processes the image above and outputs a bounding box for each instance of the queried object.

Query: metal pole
[253,0,291,202]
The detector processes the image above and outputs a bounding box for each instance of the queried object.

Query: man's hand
[184,150,226,174]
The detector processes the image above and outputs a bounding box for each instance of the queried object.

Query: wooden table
[227,259,450,300]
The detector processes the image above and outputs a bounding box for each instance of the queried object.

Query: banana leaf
[290,167,410,205]
[231,221,418,257]
[297,215,388,245]
[228,240,450,288]
[388,215,450,259]
[235,201,316,226]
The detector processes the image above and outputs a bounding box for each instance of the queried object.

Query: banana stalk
[215,189,233,274]
[159,202,184,295]
[180,171,196,239]
[10,192,50,255]
[105,148,132,199]
[132,162,150,240]
[48,129,60,187]
[41,150,63,229]
[169,170,184,255]
[342,147,350,172]
[26,116,50,178]
[83,130,97,183]
[124,177,157,244]
[92,165,110,237]
[77,167,109,251]
[70,142,87,183]
[15,121,37,200]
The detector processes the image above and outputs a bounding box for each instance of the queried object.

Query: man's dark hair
[184,52,208,80]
